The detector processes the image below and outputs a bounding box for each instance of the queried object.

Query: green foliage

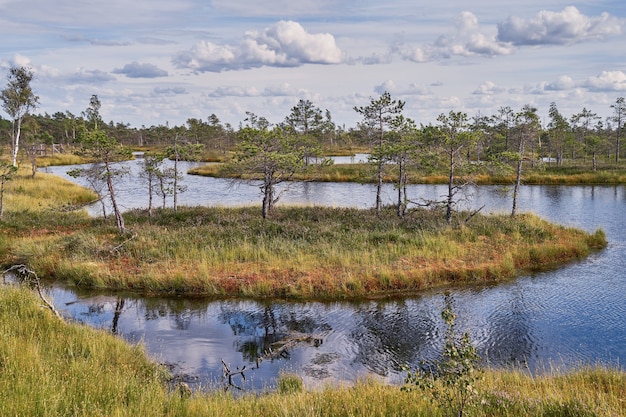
[1,65,39,166]
[277,373,304,394]
[404,295,482,417]
[232,126,306,218]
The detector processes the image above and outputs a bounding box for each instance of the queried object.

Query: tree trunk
[105,161,125,233]
[0,177,6,218]
[375,160,383,215]
[511,136,525,217]
[11,117,22,167]
[446,151,454,224]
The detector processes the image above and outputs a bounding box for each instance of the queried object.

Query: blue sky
[1,1,625,129]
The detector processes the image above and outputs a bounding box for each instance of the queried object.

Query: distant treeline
[1,96,624,165]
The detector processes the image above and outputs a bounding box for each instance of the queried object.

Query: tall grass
[0,286,170,416]
[189,159,626,185]
[4,170,96,213]
[36,153,90,167]
[1,288,624,416]
[9,204,606,298]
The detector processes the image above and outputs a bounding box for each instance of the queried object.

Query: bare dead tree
[2,264,62,320]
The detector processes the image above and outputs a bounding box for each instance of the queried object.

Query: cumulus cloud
[396,7,623,64]
[497,6,624,46]
[13,54,33,67]
[473,81,506,95]
[173,20,345,72]
[524,71,626,95]
[113,62,168,78]
[396,11,514,63]
[583,71,626,92]
[545,75,576,91]
[374,80,431,96]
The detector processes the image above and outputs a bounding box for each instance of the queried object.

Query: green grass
[5,204,605,299]
[0,165,607,299]
[189,159,626,185]
[1,287,624,416]
[0,169,621,416]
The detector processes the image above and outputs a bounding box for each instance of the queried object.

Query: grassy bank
[1,286,624,416]
[189,161,626,185]
[4,203,606,298]
[0,168,606,299]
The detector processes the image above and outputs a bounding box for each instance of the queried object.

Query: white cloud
[173,20,345,72]
[473,81,506,95]
[545,75,576,91]
[396,11,514,63]
[374,80,431,96]
[113,62,168,78]
[208,86,261,97]
[497,6,624,46]
[210,0,352,17]
[208,83,308,98]
[583,71,626,92]
[153,86,187,95]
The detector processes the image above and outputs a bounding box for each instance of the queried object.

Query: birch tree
[1,66,39,166]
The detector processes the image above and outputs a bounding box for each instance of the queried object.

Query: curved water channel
[40,159,625,391]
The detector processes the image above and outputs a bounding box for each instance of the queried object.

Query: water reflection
[39,162,626,389]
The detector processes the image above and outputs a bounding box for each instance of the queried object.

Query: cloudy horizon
[1,1,625,129]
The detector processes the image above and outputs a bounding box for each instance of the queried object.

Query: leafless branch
[2,264,63,320]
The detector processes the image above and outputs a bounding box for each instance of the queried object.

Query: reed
[0,287,170,416]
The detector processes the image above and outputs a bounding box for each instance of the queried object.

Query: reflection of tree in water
[351,299,438,376]
[141,298,210,330]
[481,287,536,367]
[111,298,125,334]
[219,302,330,363]
[76,295,132,334]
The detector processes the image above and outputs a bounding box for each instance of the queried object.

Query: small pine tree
[404,294,482,417]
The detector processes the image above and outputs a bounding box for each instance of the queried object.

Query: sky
[1,1,625,130]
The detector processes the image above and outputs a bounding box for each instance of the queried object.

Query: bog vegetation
[1,286,624,417]
[0,67,624,415]
[0,168,606,299]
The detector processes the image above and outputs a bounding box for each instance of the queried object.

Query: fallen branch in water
[221,359,246,391]
[255,331,324,368]
[2,264,63,320]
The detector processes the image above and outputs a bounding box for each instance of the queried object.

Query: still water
[41,161,625,391]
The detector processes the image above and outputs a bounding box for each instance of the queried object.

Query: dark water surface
[42,162,625,391]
